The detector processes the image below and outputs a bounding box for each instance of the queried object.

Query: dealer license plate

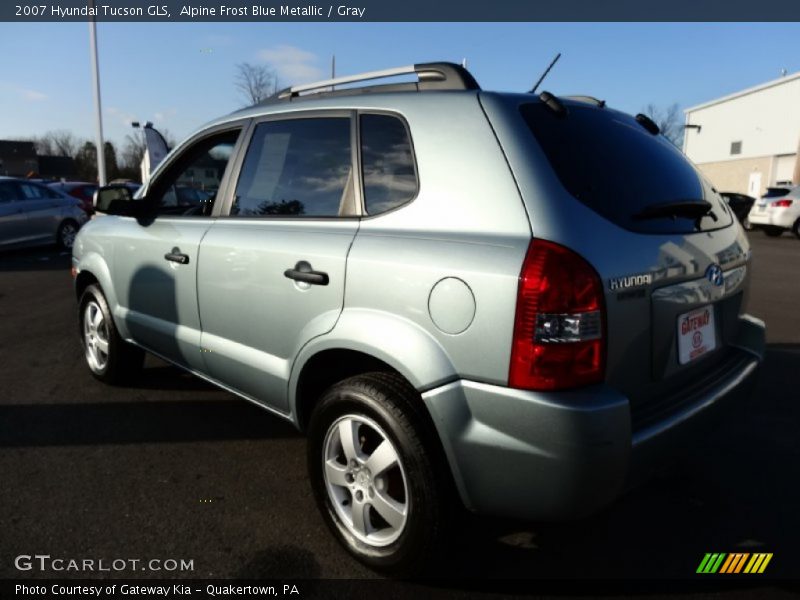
[677,305,716,365]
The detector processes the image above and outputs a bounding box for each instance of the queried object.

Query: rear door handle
[164,247,190,265]
[284,261,329,286]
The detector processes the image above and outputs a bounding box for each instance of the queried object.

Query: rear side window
[360,114,417,215]
[0,182,20,203]
[520,103,732,234]
[233,118,352,217]
[19,183,55,200]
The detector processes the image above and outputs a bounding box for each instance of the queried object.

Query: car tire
[792,219,800,240]
[307,372,454,576]
[56,219,79,250]
[79,284,144,384]
[763,226,783,237]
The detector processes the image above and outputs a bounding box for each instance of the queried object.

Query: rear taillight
[509,239,606,391]
[771,199,793,208]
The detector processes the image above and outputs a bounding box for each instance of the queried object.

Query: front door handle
[164,247,190,265]
[284,261,329,286]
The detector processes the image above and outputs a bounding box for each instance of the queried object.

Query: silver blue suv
[72,62,765,575]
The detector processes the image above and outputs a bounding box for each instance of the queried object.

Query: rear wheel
[57,219,79,250]
[307,372,453,576]
[79,284,144,384]
[763,226,783,237]
[792,219,800,240]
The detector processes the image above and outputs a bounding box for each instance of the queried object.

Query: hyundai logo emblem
[705,264,724,286]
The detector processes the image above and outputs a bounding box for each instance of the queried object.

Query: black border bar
[4,0,800,22]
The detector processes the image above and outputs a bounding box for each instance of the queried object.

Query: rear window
[520,102,732,234]
[762,187,790,199]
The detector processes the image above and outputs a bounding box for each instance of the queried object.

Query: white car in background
[748,185,800,238]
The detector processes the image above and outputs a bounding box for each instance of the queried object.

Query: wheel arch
[290,309,458,431]
[73,253,123,331]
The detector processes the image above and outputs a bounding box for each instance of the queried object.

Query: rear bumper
[422,315,765,521]
[748,209,795,229]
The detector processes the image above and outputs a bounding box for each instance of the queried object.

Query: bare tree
[29,135,54,156]
[235,62,279,105]
[120,133,146,171]
[643,103,683,147]
[50,130,80,157]
[75,141,120,182]
[30,130,81,157]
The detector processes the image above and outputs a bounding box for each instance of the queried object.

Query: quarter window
[232,118,352,217]
[360,114,417,215]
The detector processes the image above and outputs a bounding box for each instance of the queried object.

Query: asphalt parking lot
[0,231,798,590]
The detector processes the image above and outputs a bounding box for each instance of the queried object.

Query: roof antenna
[530,52,561,94]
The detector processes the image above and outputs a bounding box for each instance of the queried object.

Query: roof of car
[180,61,622,150]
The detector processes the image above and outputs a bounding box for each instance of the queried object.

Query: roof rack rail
[271,61,480,100]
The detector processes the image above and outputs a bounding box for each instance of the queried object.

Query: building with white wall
[683,71,800,198]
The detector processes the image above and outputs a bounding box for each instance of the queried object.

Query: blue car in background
[0,177,88,250]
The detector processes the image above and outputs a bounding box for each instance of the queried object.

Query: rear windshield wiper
[632,200,717,222]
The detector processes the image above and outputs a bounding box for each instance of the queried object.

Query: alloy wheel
[61,223,77,248]
[322,414,409,547]
[83,300,110,372]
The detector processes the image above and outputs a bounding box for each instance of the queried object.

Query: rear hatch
[481,93,751,428]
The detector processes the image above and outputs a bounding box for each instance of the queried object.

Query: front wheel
[307,372,453,576]
[79,284,144,384]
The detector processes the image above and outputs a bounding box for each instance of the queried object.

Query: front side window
[232,117,352,217]
[148,130,240,217]
[360,114,417,215]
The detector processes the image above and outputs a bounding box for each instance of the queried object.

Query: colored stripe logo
[696,552,773,574]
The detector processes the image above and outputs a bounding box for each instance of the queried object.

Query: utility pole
[89,0,107,185]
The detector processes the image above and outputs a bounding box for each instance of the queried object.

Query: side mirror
[93,185,135,215]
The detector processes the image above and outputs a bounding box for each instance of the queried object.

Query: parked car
[747,185,800,237]
[108,180,142,193]
[0,176,88,250]
[48,181,98,215]
[72,62,765,575]
[720,192,756,227]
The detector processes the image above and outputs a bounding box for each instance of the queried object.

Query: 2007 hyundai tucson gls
[72,62,765,575]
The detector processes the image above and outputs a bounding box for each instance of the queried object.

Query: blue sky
[2,22,800,149]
